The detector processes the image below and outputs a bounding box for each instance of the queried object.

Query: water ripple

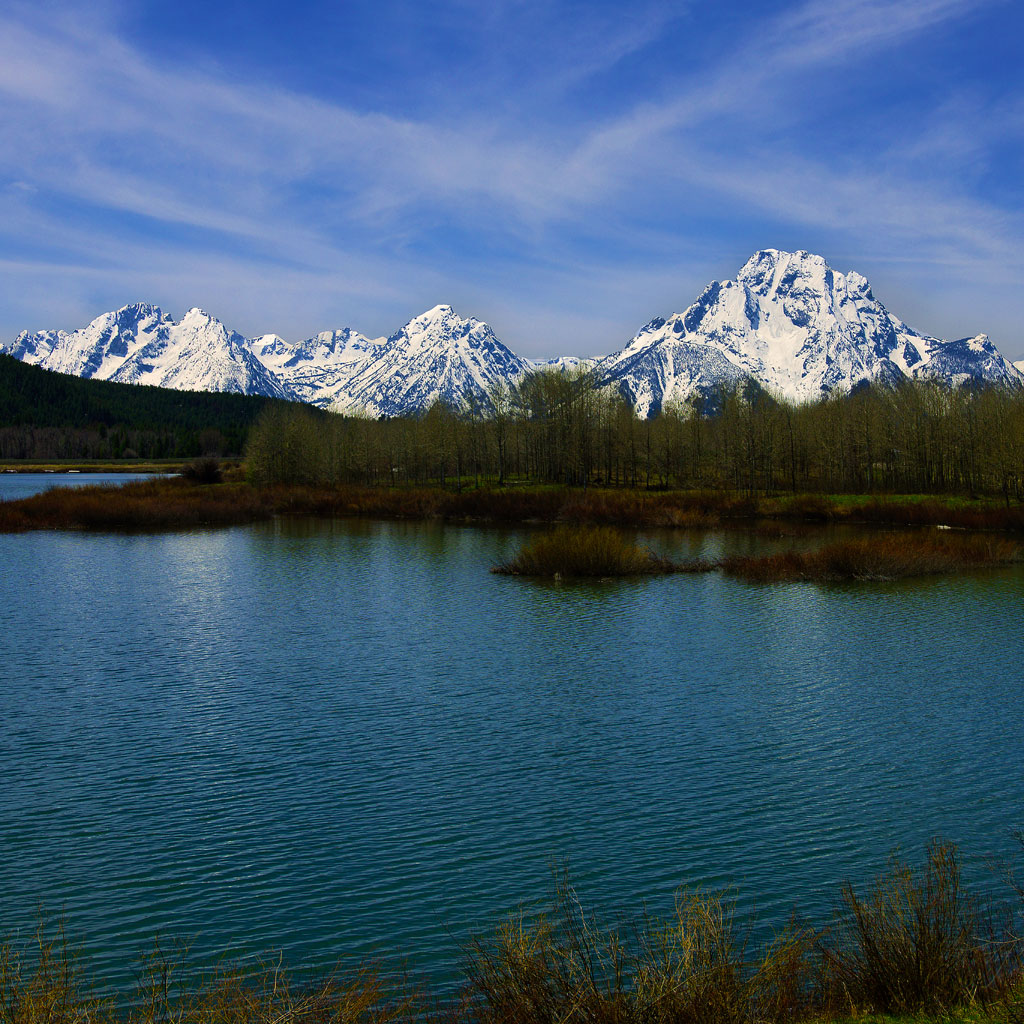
[1,517,1022,993]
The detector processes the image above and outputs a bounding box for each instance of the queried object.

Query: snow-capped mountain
[247,328,387,406]
[6,304,291,399]
[330,305,533,417]
[4,251,1020,418]
[528,356,593,374]
[598,250,1023,416]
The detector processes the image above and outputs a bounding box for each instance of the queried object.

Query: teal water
[0,471,170,502]
[1,489,1022,992]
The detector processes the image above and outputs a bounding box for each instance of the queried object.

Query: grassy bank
[0,459,198,474]
[2,842,1022,1023]
[716,532,1024,582]
[491,526,1023,582]
[0,477,273,532]
[4,478,1024,535]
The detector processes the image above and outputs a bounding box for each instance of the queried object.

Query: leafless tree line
[246,371,1024,500]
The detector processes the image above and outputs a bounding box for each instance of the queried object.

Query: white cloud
[0,0,1020,357]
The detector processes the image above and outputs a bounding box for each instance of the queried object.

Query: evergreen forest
[0,354,314,460]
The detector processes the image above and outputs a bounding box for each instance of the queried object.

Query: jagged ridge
[597,249,1022,416]
[4,251,1020,417]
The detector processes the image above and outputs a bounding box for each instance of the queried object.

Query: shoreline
[3,475,1024,535]
[0,459,231,474]
[2,841,1022,1024]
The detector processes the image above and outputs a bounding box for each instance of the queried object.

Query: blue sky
[1,0,1022,358]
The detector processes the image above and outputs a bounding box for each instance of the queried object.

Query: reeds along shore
[2,842,1023,1024]
[492,525,679,577]
[4,472,1024,535]
[716,532,1024,582]
[491,525,1023,580]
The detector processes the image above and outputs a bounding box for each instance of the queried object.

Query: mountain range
[5,250,1021,417]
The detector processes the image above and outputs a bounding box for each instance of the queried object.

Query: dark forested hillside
[0,354,315,459]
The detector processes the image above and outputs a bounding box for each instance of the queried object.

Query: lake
[1,475,1022,994]
[0,471,171,502]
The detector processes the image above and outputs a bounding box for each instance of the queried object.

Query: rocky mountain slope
[596,250,1023,416]
[7,304,291,400]
[4,251,1020,417]
[247,328,387,407]
[330,305,533,418]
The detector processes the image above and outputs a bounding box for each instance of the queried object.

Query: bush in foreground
[820,841,1017,1016]
[462,882,815,1024]
[492,525,679,577]
[181,456,223,485]
[1,841,1023,1024]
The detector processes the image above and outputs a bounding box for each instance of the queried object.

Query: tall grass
[0,477,273,532]
[820,842,1018,1015]
[0,921,410,1024]
[4,477,1024,535]
[1,842,1022,1024]
[461,882,815,1024]
[719,532,1022,583]
[492,526,679,577]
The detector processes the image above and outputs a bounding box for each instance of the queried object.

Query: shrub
[182,456,223,484]
[820,841,1017,1015]
[461,880,816,1024]
[492,525,678,577]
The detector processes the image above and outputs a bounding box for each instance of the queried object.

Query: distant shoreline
[0,460,195,474]
[3,472,1024,540]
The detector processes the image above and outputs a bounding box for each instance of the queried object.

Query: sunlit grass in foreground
[2,842,1023,1023]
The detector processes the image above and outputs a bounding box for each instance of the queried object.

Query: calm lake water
[1,475,1022,993]
[0,471,169,502]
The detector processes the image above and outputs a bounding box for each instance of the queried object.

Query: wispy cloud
[0,0,1019,356]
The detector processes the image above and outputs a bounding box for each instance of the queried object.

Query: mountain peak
[600,247,1022,413]
[6,252,1020,417]
[115,302,163,318]
[413,304,462,325]
[736,249,834,297]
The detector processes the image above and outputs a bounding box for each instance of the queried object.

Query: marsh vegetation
[2,842,1022,1024]
[492,525,680,577]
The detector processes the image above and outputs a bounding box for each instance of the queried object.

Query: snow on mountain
[4,253,1020,417]
[599,250,1023,416]
[595,316,750,416]
[2,304,292,399]
[331,304,533,417]
[528,356,594,373]
[921,333,1021,388]
[4,327,68,364]
[246,328,387,407]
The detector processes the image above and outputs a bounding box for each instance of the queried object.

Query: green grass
[0,459,196,474]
